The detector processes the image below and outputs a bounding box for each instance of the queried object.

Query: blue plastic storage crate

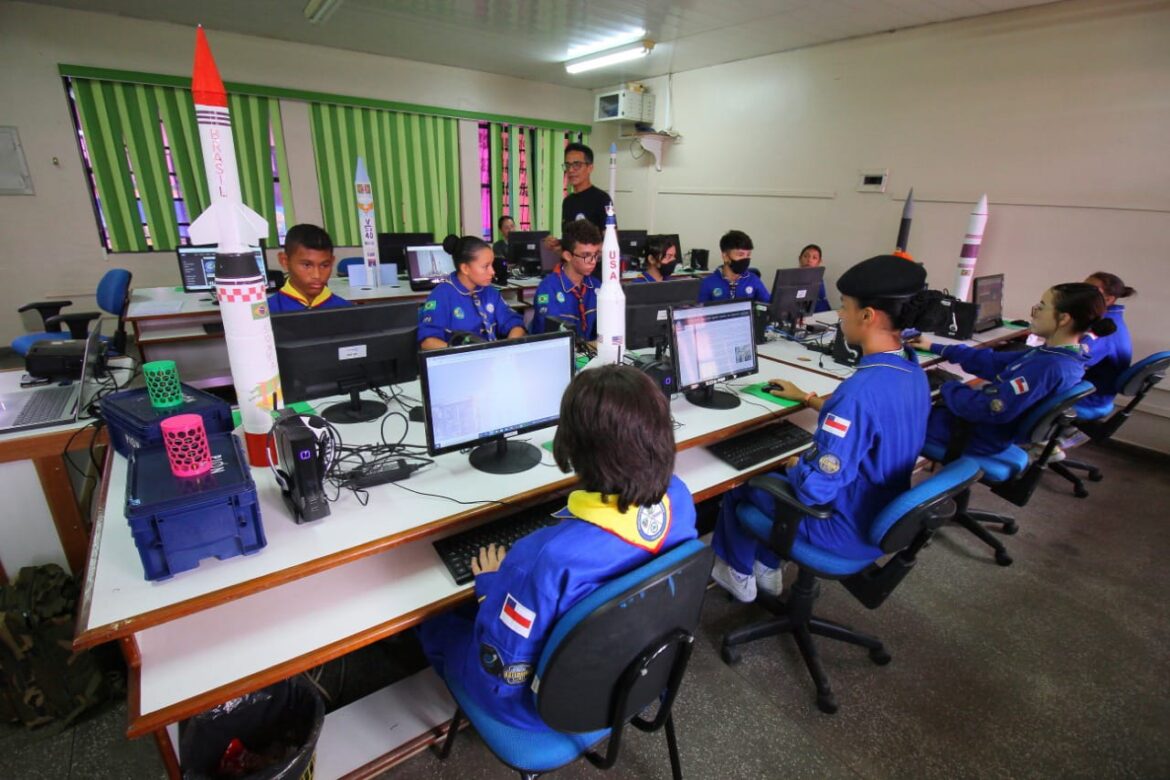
[125,432,266,581]
[103,384,233,457]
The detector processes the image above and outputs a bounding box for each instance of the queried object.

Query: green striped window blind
[68,78,293,252]
[487,124,588,239]
[310,103,459,244]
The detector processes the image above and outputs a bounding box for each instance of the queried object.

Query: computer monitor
[972,273,1005,333]
[506,231,550,276]
[619,229,648,267]
[377,232,435,266]
[625,278,703,355]
[670,300,757,410]
[272,300,419,424]
[768,266,826,334]
[419,331,574,475]
[406,244,455,291]
[177,244,267,293]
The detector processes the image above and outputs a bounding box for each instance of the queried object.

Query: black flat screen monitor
[178,244,267,293]
[619,229,648,266]
[670,300,757,410]
[625,278,703,355]
[972,274,1005,333]
[768,266,826,334]
[377,232,434,266]
[419,331,574,475]
[272,300,419,424]
[506,231,551,276]
[406,244,455,291]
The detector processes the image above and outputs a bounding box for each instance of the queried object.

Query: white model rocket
[895,187,914,254]
[189,26,282,467]
[594,204,626,365]
[953,194,989,301]
[608,142,618,202]
[354,157,381,288]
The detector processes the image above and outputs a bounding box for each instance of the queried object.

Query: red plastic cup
[160,414,213,478]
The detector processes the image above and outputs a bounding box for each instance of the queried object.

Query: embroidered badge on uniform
[990,399,1005,413]
[453,306,465,319]
[822,414,851,438]
[423,300,437,311]
[500,594,536,638]
[501,663,533,686]
[744,286,753,295]
[636,502,668,543]
[556,291,566,303]
[486,302,495,313]
[479,643,502,676]
[713,287,724,298]
[536,293,549,305]
[817,453,841,474]
[1010,376,1030,395]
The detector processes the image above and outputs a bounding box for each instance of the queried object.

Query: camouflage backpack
[0,564,109,729]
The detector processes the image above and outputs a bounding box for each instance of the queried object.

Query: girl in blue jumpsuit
[529,219,602,340]
[1080,272,1134,410]
[698,230,772,304]
[912,283,1114,456]
[632,235,680,283]
[418,235,525,349]
[711,255,930,602]
[417,365,698,730]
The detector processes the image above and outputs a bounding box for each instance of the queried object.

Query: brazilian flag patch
[423,300,438,311]
[536,293,549,305]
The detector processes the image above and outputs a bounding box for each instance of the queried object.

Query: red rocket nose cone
[192,26,228,107]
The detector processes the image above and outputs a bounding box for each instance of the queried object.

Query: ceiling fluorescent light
[565,40,654,75]
[567,28,646,60]
[304,0,343,24]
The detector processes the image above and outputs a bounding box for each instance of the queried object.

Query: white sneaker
[1047,445,1067,463]
[753,560,785,597]
[711,558,757,602]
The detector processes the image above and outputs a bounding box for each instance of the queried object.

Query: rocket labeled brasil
[595,204,626,365]
[188,26,282,466]
[895,187,914,254]
[953,194,989,301]
[354,157,381,287]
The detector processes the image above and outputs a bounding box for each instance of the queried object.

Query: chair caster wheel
[721,645,741,665]
[1002,521,1018,535]
[994,550,1013,567]
[815,693,838,714]
[1073,487,1089,498]
[1087,471,1103,482]
[869,648,891,665]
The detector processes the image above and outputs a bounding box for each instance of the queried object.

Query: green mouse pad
[740,382,800,408]
[232,400,315,428]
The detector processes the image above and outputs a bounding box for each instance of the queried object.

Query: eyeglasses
[572,251,601,263]
[562,161,589,171]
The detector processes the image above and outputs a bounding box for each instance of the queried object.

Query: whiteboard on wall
[0,127,34,195]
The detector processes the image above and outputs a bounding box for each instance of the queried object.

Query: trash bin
[179,676,324,780]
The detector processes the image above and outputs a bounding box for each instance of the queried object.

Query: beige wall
[591,0,1170,451]
[0,0,591,337]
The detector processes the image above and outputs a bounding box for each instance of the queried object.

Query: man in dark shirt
[548,142,612,280]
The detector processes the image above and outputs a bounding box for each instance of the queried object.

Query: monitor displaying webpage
[408,245,455,281]
[178,246,266,292]
[672,301,756,388]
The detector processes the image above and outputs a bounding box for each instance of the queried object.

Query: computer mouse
[408,406,426,423]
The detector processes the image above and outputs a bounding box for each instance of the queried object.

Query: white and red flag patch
[500,594,536,638]
[822,414,852,438]
[1010,376,1030,395]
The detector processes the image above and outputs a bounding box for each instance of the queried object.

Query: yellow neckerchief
[554,490,673,553]
[278,280,334,308]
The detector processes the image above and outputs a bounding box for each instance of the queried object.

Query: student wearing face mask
[632,235,679,283]
[418,234,525,350]
[698,230,772,303]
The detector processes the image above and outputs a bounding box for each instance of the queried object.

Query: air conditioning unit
[594,89,654,123]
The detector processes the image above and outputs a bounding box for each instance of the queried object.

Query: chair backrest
[337,257,363,277]
[1016,380,1095,446]
[96,269,132,316]
[535,539,713,733]
[1116,351,1170,397]
[870,458,983,554]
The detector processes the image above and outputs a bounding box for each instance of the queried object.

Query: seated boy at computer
[268,224,351,313]
[416,364,698,730]
[418,234,526,350]
[529,219,601,340]
[698,230,772,303]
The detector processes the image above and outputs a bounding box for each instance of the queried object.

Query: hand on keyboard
[471,543,507,576]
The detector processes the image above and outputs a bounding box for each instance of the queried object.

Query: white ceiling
[27,0,1060,89]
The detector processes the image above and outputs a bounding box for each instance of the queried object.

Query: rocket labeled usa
[188,26,282,467]
[595,204,626,365]
[953,194,989,301]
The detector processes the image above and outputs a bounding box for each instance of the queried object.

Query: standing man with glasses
[544,143,614,279]
[530,219,602,340]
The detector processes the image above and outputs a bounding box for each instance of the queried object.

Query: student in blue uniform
[910,283,1114,456]
[698,230,772,304]
[529,219,601,340]
[632,235,679,283]
[418,235,525,350]
[417,365,698,730]
[1080,272,1135,409]
[711,255,930,601]
[268,224,351,313]
[798,243,832,313]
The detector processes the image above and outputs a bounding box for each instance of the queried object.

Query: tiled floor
[6,442,1168,778]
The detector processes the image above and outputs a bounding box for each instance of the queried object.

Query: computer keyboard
[706,420,814,471]
[926,368,963,392]
[13,385,76,426]
[434,510,562,585]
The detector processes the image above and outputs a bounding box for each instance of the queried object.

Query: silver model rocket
[954,194,989,301]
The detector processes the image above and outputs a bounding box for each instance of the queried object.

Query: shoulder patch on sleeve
[816,453,841,474]
[423,300,437,311]
[536,293,549,304]
[822,413,851,438]
[1010,376,1030,395]
[500,594,536,638]
[990,399,1005,413]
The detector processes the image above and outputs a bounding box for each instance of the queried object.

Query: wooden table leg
[153,728,182,779]
[35,452,91,576]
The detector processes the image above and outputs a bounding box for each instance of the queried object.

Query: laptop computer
[0,323,104,435]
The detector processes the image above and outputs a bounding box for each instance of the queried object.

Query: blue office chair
[1048,351,1170,497]
[434,539,714,780]
[721,459,983,714]
[13,268,132,357]
[923,380,1095,566]
[336,257,363,278]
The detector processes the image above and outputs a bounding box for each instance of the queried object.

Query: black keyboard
[706,421,814,471]
[927,368,963,392]
[434,511,562,585]
[13,385,76,426]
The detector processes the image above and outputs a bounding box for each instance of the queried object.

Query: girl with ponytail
[1080,272,1135,409]
[418,235,526,350]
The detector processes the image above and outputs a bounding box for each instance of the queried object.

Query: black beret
[836,254,926,299]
